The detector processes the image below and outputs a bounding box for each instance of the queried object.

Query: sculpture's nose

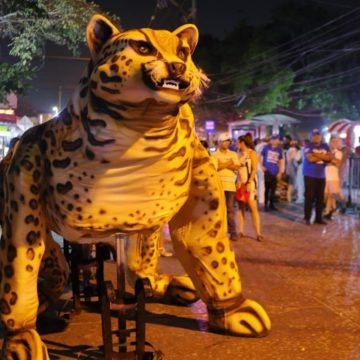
[168,62,186,77]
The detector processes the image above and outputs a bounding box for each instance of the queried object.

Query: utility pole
[190,0,197,23]
[58,85,62,111]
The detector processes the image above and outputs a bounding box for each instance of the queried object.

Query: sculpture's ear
[173,24,199,54]
[86,15,120,59]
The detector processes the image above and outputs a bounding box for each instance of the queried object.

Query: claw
[3,329,49,360]
[208,298,271,337]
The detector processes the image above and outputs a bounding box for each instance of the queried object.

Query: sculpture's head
[85,14,208,107]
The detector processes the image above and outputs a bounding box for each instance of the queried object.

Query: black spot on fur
[20,159,34,171]
[29,199,38,210]
[209,199,219,210]
[10,200,18,212]
[26,231,37,245]
[40,140,48,153]
[62,138,83,152]
[32,170,41,183]
[88,118,107,127]
[4,265,14,278]
[62,110,73,125]
[44,130,57,146]
[35,155,41,167]
[9,292,17,305]
[44,159,53,177]
[99,71,122,83]
[7,245,17,262]
[110,64,119,72]
[4,283,11,293]
[85,147,95,160]
[56,181,73,194]
[30,185,39,195]
[53,158,71,168]
[0,299,11,314]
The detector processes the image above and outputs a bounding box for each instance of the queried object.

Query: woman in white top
[324,137,346,219]
[236,135,264,241]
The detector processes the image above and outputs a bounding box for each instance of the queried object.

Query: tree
[0,0,120,101]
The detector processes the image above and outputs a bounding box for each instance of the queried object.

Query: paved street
[2,204,360,359]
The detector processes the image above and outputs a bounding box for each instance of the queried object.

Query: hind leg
[126,230,198,304]
[169,140,271,336]
[0,158,49,358]
[38,232,69,314]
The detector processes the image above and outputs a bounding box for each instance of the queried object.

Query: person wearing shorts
[236,135,264,241]
[324,137,346,219]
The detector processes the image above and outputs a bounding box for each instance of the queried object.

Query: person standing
[285,140,301,202]
[303,129,332,225]
[324,136,346,219]
[236,135,264,241]
[212,133,240,241]
[261,135,284,211]
[255,136,270,206]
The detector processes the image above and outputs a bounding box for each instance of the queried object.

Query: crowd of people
[201,128,349,242]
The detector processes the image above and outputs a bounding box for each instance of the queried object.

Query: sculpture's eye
[177,47,189,61]
[130,40,157,56]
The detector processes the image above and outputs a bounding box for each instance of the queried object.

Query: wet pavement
[3,204,360,359]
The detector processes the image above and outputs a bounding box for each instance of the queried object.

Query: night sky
[18,0,359,114]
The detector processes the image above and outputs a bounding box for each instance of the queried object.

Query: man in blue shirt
[261,135,284,210]
[303,129,333,224]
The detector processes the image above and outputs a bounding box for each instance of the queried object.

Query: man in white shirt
[212,133,240,241]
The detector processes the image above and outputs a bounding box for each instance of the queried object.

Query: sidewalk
[3,204,360,359]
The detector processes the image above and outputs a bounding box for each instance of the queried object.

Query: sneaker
[314,219,327,225]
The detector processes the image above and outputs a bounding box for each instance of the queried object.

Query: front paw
[2,329,49,360]
[208,298,271,337]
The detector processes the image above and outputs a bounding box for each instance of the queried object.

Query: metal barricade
[343,154,360,207]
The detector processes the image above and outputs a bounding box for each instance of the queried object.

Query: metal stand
[63,240,101,313]
[99,234,155,359]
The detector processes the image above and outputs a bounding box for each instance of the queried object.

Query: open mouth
[162,80,180,90]
[142,66,190,91]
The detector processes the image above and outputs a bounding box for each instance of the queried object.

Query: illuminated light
[0,109,15,115]
[52,106,59,116]
[324,133,331,143]
[339,133,347,139]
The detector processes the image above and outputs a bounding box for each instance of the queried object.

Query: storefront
[228,113,300,140]
[327,119,360,150]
